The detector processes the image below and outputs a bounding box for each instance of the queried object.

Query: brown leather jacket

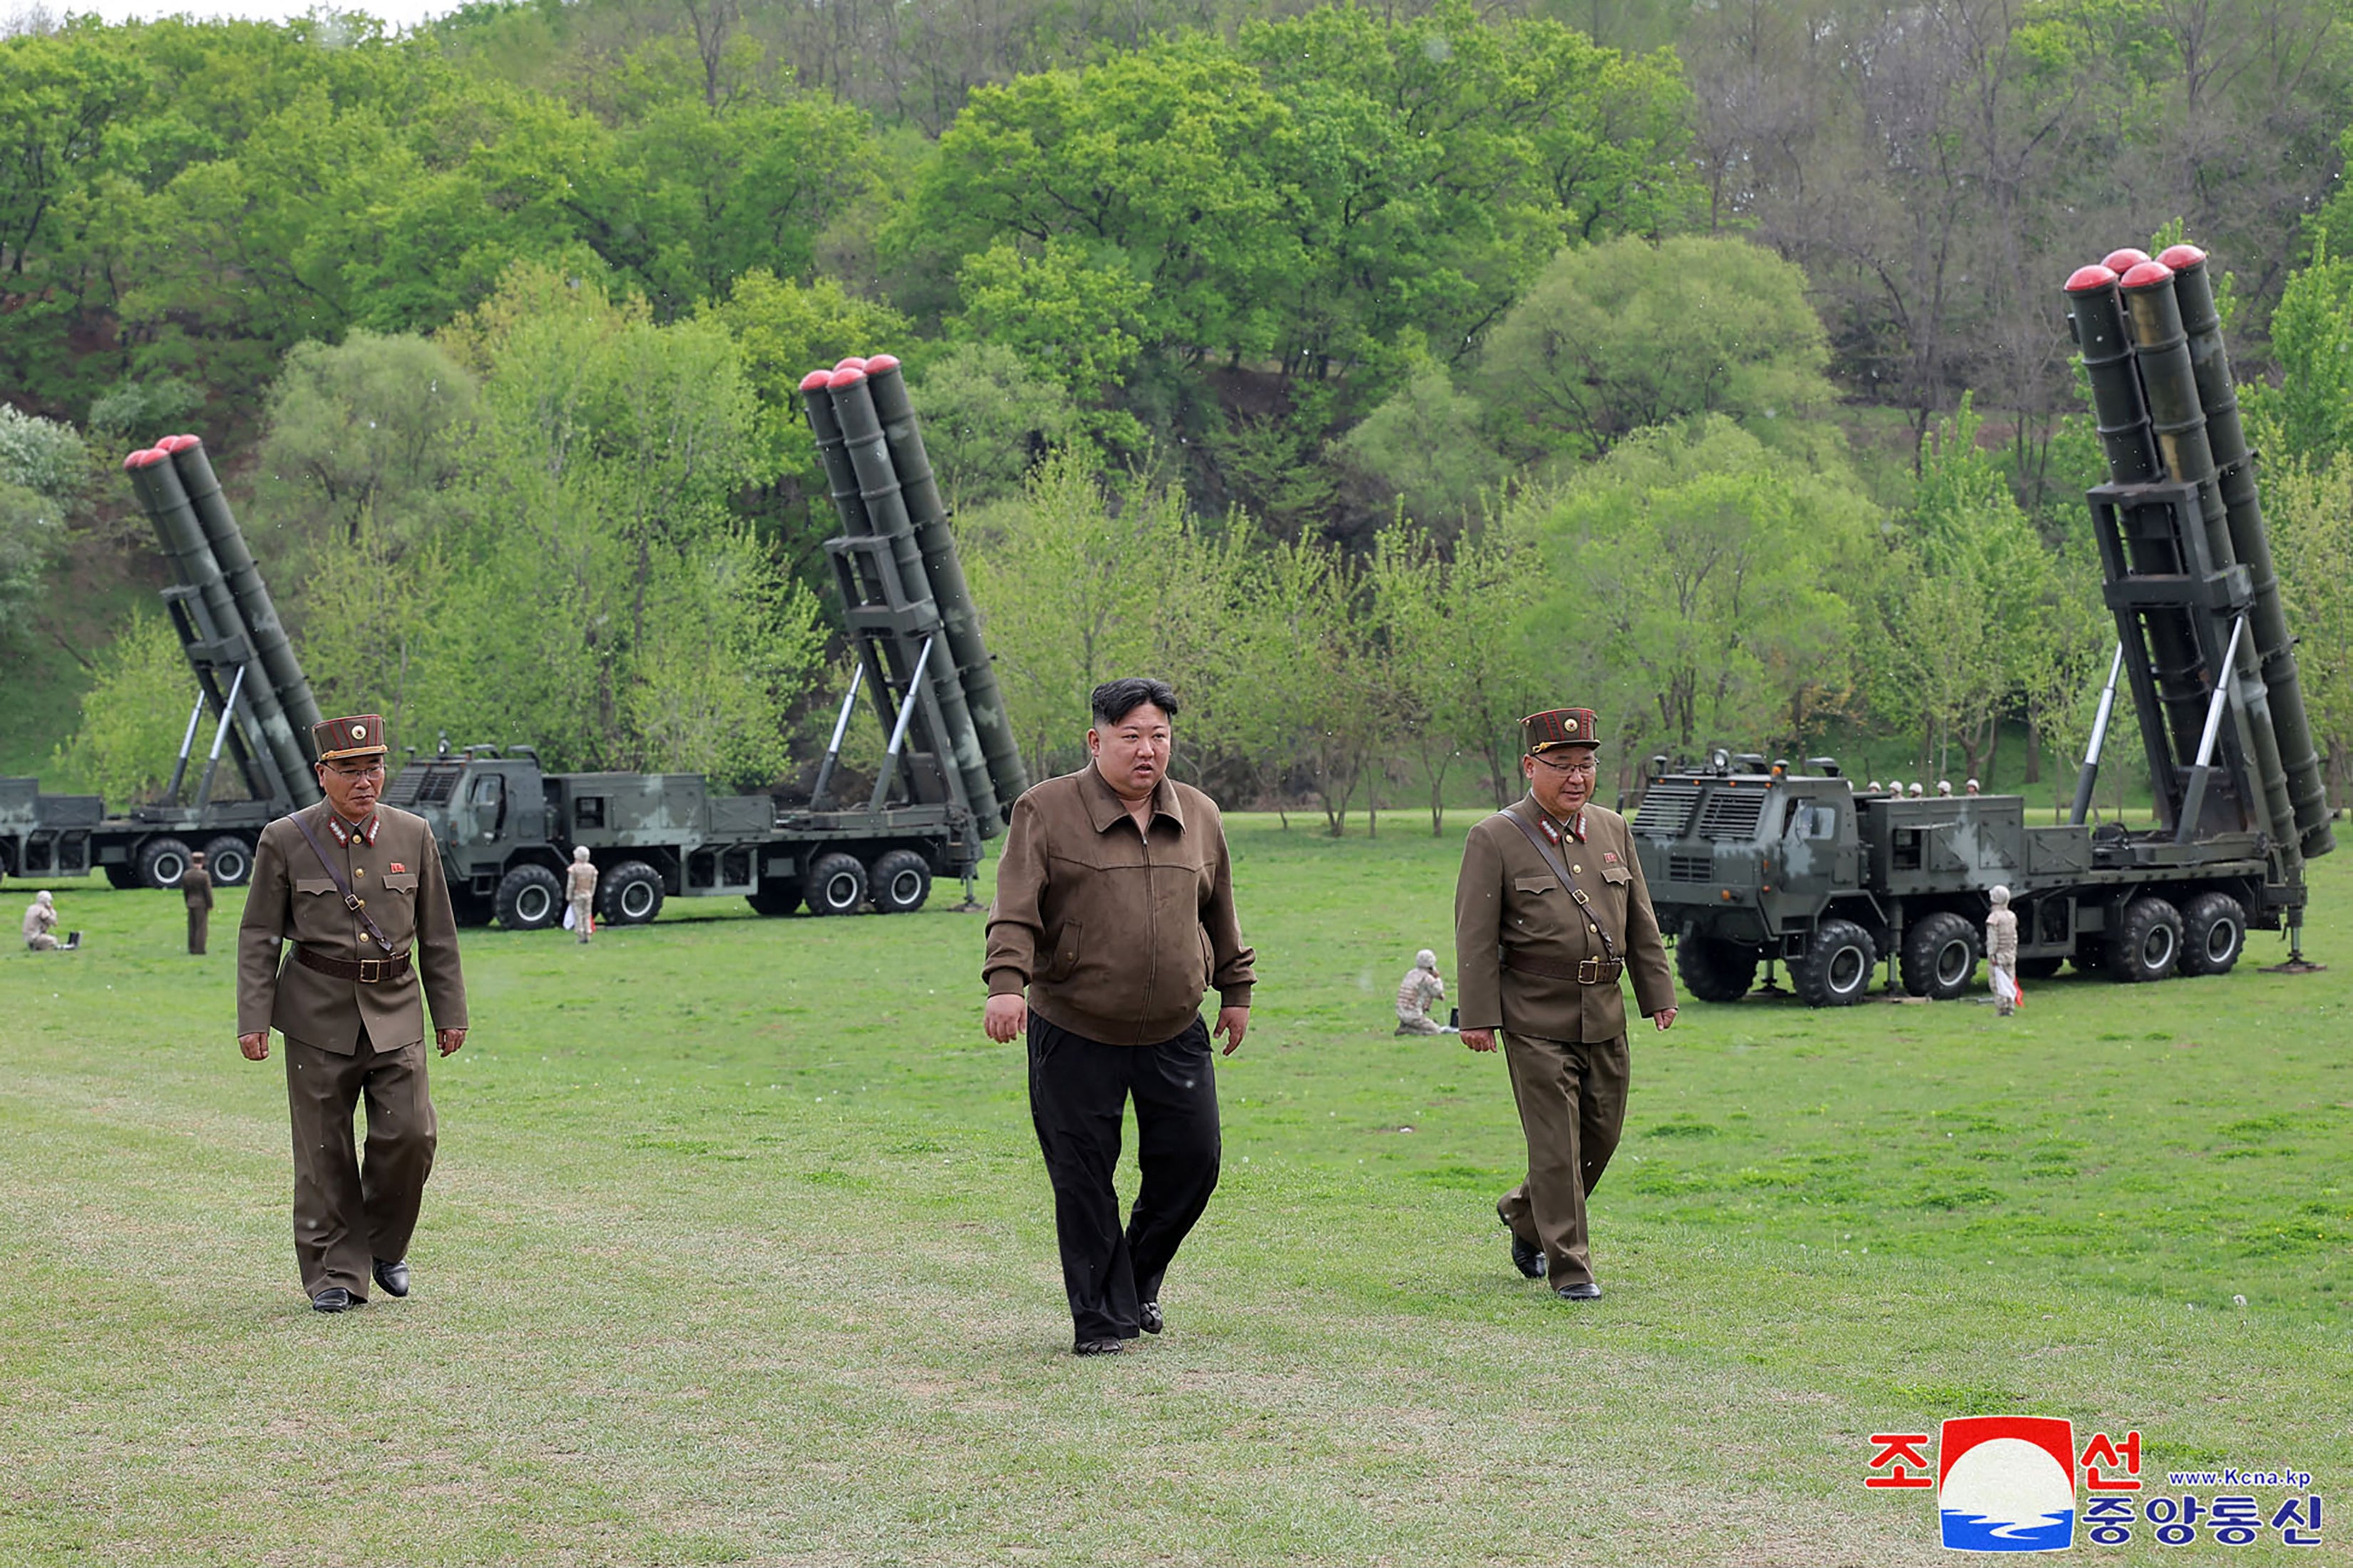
[985,767,1256,1045]
[1455,795,1675,1041]
[237,801,468,1053]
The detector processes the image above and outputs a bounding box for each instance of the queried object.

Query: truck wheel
[1676,935,1758,1003]
[600,860,665,926]
[1795,919,1877,1007]
[137,836,193,890]
[746,883,802,917]
[201,836,253,886]
[2178,892,2247,976]
[494,864,564,931]
[805,852,867,916]
[448,888,495,928]
[1900,911,1979,1000]
[2071,936,2106,975]
[2018,956,2065,981]
[2105,896,2183,982]
[103,864,140,890]
[869,849,932,914]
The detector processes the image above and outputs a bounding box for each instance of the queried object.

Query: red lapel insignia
[1604,851,1619,864]
[389,862,406,873]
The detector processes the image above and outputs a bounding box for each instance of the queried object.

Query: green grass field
[4,815,2345,1565]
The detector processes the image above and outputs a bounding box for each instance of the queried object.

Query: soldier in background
[1937,779,1954,797]
[1455,707,1676,1301]
[23,890,74,950]
[1867,780,1884,794]
[1965,778,1982,796]
[1907,782,1925,799]
[1986,886,2021,1017]
[565,846,598,943]
[185,850,215,955]
[1395,948,1452,1035]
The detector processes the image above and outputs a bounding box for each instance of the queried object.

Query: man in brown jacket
[183,849,213,955]
[983,677,1256,1356]
[1455,707,1676,1301]
[237,714,468,1313]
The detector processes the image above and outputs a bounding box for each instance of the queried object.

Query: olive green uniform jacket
[985,767,1256,1046]
[1455,796,1675,1042]
[237,802,468,1053]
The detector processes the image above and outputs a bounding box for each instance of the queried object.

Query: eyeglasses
[324,762,386,779]
[1529,754,1599,779]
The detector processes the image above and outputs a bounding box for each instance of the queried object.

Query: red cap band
[2103,248,2152,272]
[863,353,900,374]
[2158,244,2207,271]
[2120,260,2174,289]
[828,367,867,388]
[2064,264,2119,292]
[798,369,834,392]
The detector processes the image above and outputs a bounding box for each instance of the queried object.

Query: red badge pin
[389,862,406,873]
[1604,851,1619,864]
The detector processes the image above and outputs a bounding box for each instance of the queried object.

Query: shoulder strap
[1492,807,1621,967]
[284,809,397,956]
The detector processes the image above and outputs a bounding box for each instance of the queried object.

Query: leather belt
[1506,952,1624,985]
[296,946,412,983]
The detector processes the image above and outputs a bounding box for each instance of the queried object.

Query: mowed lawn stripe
[3,813,2347,1564]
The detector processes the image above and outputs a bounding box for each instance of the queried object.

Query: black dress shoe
[1509,1234,1547,1279]
[1139,1301,1164,1335]
[311,1287,353,1313]
[372,1258,410,1298]
[1073,1338,1125,1356]
[1554,1280,1602,1301]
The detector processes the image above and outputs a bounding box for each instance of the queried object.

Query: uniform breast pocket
[1513,876,1561,896]
[382,873,420,896]
[294,878,340,899]
[1601,865,1632,888]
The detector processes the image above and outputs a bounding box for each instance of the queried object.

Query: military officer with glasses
[238,714,468,1314]
[1454,707,1675,1302]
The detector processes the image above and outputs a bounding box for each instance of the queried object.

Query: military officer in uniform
[237,714,468,1313]
[184,849,214,955]
[1455,707,1676,1301]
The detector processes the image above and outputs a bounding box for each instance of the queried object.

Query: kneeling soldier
[237,714,468,1313]
[1455,708,1676,1300]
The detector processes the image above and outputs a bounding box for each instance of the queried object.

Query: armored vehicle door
[464,771,507,845]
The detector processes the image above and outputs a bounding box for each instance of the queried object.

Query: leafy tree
[2245,236,2353,468]
[1333,364,1508,534]
[907,342,1072,508]
[46,608,221,802]
[0,405,83,645]
[2261,451,2353,809]
[1475,234,1835,466]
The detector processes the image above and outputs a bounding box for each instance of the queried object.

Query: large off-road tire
[2178,891,2247,977]
[2105,895,2183,983]
[804,851,867,916]
[494,864,564,931]
[1794,919,1878,1008]
[1676,934,1759,1003]
[868,849,932,914]
[599,860,665,926]
[103,863,140,890]
[2018,955,2066,981]
[200,835,253,886]
[746,883,802,917]
[2071,935,2106,975]
[137,836,193,890]
[1900,911,1980,1000]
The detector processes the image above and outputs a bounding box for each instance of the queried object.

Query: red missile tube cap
[2065,264,2119,292]
[158,434,200,453]
[863,353,901,374]
[2103,247,2152,272]
[833,357,868,371]
[2158,244,2208,270]
[828,366,867,389]
[798,369,834,393]
[123,447,166,470]
[2120,260,2175,289]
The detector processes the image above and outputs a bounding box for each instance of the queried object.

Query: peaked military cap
[314,713,389,762]
[1522,707,1601,754]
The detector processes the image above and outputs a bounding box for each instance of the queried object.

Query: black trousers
[1027,1013,1221,1343]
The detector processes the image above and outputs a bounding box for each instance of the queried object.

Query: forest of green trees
[8,0,2353,829]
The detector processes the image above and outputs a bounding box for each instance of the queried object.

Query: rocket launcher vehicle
[2062,249,2332,866]
[122,444,322,813]
[798,355,1031,836]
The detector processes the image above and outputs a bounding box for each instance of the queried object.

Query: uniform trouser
[284,1026,437,1300]
[188,908,207,955]
[570,895,593,941]
[1027,1013,1221,1343]
[1497,1032,1630,1289]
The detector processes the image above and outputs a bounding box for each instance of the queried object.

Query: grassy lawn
[3,813,2345,1565]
